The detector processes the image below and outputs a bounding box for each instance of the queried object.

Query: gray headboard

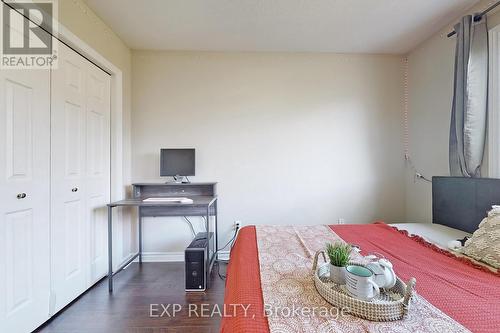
[432,176,500,233]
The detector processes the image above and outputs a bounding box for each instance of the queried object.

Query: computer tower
[185,232,214,291]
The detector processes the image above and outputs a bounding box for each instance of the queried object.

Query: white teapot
[365,254,397,289]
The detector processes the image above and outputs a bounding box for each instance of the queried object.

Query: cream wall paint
[404,0,500,222]
[131,51,406,253]
[59,0,135,261]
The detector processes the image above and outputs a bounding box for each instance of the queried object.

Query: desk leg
[138,207,143,264]
[108,205,113,293]
[214,200,218,260]
[206,206,210,290]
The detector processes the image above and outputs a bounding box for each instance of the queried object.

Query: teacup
[345,265,380,301]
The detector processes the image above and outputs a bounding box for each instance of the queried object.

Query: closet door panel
[51,40,111,309]
[0,44,51,333]
[86,64,111,284]
[50,41,88,314]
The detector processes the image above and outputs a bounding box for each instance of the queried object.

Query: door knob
[17,193,27,199]
[72,187,78,192]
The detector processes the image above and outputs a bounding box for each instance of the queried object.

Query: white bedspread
[389,223,471,249]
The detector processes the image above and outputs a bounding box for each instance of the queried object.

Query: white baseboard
[116,252,138,270]
[139,252,184,262]
[135,250,230,263]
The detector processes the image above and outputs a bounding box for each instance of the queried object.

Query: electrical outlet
[234,221,241,230]
[337,218,345,225]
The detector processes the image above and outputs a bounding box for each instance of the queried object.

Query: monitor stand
[166,175,191,184]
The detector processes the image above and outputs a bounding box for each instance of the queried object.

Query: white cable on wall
[402,57,431,183]
[403,57,410,160]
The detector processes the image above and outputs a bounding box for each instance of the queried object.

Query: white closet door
[50,41,111,313]
[86,58,111,284]
[0,11,51,333]
[50,42,89,313]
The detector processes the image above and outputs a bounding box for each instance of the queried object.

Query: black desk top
[108,195,216,207]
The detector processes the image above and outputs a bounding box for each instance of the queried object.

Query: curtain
[449,15,488,177]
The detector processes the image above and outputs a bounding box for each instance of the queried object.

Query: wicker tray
[312,251,416,322]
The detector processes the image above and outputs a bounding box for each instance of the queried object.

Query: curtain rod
[447,1,500,37]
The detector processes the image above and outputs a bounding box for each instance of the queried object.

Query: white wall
[404,0,500,222]
[404,32,456,222]
[131,51,406,255]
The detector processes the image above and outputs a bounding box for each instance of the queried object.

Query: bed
[220,177,500,333]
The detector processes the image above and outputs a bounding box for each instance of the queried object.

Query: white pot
[329,264,346,284]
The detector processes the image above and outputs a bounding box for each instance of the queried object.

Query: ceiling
[85,0,479,54]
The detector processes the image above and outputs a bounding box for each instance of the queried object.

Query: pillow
[462,206,500,268]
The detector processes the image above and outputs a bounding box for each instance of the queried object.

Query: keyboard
[142,197,194,204]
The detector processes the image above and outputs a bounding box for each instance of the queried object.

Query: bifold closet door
[0,6,51,332]
[50,41,111,314]
[85,53,111,285]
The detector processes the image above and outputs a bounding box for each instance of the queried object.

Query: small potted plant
[326,242,352,284]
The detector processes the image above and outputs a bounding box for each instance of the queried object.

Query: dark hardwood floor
[35,262,226,333]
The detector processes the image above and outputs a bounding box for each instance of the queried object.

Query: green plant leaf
[326,242,352,267]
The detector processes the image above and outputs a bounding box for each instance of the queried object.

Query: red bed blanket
[221,223,500,333]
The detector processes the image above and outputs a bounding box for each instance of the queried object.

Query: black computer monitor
[160,149,195,177]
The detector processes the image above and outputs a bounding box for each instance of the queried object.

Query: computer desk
[107,182,218,292]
